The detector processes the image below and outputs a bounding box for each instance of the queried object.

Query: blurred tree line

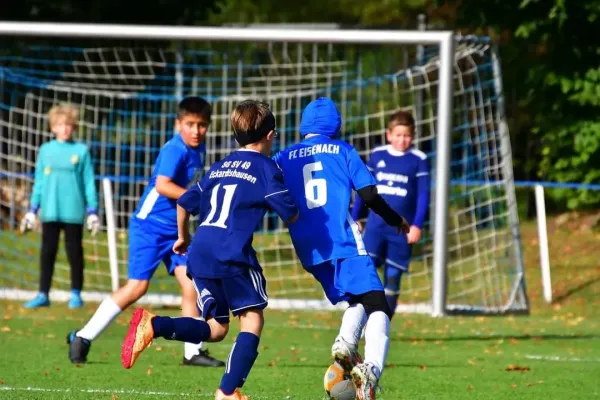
[2,0,599,212]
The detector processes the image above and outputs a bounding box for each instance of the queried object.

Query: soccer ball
[324,362,355,399]
[329,380,357,400]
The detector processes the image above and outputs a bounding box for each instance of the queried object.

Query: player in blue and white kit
[121,101,298,400]
[274,98,409,400]
[67,97,224,368]
[351,111,430,318]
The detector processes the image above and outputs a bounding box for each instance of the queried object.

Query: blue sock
[151,316,211,344]
[384,265,403,321]
[71,289,81,296]
[219,332,260,395]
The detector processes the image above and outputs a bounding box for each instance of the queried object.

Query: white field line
[0,386,289,399]
[525,354,600,363]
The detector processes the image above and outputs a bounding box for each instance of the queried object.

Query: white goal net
[0,25,528,315]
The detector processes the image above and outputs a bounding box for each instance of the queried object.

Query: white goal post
[0,21,528,317]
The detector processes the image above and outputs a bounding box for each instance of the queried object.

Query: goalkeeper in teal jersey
[20,103,99,309]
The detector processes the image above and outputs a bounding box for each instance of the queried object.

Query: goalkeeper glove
[86,210,100,237]
[20,210,37,233]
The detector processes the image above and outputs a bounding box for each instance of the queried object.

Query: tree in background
[3,0,598,210]
[434,0,600,210]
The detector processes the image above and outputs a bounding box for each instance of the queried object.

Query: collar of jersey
[386,145,412,157]
[237,148,260,153]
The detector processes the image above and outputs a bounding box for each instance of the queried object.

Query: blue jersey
[351,145,430,233]
[178,149,298,279]
[133,134,205,234]
[274,135,375,267]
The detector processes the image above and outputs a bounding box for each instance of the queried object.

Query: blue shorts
[191,268,268,324]
[127,218,187,280]
[363,227,412,271]
[306,256,384,305]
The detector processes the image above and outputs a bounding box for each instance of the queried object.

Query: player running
[67,96,224,368]
[120,100,298,400]
[274,97,409,400]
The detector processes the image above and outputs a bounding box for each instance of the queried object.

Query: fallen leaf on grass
[467,385,473,391]
[1,327,10,332]
[511,384,518,388]
[147,368,152,376]
[419,365,427,370]
[506,364,530,372]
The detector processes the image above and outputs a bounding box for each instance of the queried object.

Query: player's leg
[337,256,390,400]
[63,223,85,309]
[122,277,230,369]
[216,269,268,400]
[67,221,157,363]
[173,264,225,367]
[383,236,411,320]
[24,222,61,308]
[307,261,365,373]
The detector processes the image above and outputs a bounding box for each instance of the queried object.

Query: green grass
[0,217,599,399]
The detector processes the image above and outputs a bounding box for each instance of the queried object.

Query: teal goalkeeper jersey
[30,139,98,224]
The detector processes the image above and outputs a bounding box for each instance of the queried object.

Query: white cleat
[331,338,362,374]
[351,363,379,400]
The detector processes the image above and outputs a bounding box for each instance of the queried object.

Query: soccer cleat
[67,330,91,364]
[351,363,379,400]
[183,349,225,367]
[68,294,84,309]
[121,308,155,369]
[331,337,362,374]
[23,293,50,309]
[214,388,249,400]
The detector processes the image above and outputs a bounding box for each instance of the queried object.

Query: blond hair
[47,103,79,129]
[231,100,271,135]
[388,110,415,133]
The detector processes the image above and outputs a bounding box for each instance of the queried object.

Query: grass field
[0,216,599,399]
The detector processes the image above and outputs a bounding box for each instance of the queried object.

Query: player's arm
[408,157,431,243]
[21,146,45,233]
[348,148,409,233]
[29,145,46,213]
[350,152,374,227]
[173,182,203,254]
[265,167,299,224]
[357,186,409,233]
[154,144,186,200]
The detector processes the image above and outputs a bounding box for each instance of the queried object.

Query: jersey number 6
[303,161,327,209]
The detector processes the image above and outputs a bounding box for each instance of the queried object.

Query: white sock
[337,303,367,347]
[184,341,204,359]
[77,297,122,341]
[363,311,390,379]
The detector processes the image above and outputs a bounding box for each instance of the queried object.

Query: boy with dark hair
[67,96,224,368]
[121,100,298,400]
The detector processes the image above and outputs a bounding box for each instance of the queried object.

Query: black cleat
[67,330,91,364]
[182,349,225,367]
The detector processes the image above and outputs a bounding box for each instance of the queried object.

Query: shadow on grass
[552,275,600,304]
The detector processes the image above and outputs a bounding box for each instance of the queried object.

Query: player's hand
[407,225,422,244]
[20,212,37,233]
[397,217,410,235]
[356,220,364,232]
[173,236,189,255]
[86,214,100,236]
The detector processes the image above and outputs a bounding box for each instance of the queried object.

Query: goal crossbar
[0,21,455,317]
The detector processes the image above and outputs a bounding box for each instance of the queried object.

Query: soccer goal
[0,22,528,316]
